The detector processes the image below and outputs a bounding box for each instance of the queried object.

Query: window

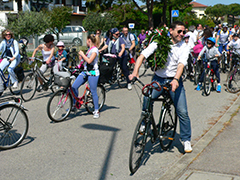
[62,27,72,33]
[72,27,83,32]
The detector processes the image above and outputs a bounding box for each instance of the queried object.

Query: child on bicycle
[227,33,240,71]
[196,37,221,92]
[72,34,100,119]
[54,41,68,71]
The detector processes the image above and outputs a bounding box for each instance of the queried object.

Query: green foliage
[47,6,72,41]
[205,4,229,18]
[83,12,117,32]
[6,11,49,37]
[145,27,172,71]
[228,3,240,16]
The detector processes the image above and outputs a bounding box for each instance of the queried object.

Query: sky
[192,0,239,6]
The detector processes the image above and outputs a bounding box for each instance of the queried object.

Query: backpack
[121,33,138,46]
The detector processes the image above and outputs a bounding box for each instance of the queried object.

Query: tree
[83,12,117,32]
[205,4,229,24]
[46,6,72,41]
[228,3,240,16]
[6,10,49,37]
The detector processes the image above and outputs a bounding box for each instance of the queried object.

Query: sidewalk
[160,94,240,180]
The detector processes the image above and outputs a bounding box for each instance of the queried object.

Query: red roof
[190,1,208,8]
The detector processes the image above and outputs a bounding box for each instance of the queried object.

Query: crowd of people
[0,22,240,150]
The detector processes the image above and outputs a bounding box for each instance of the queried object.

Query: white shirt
[186,31,197,49]
[228,39,240,55]
[141,41,189,78]
[84,47,100,76]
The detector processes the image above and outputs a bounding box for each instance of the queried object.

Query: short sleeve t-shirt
[106,37,126,56]
[84,47,99,76]
[228,39,240,55]
[122,33,135,49]
[217,30,231,45]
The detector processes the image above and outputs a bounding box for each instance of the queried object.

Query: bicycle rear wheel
[159,104,177,151]
[129,116,148,174]
[203,69,211,96]
[85,85,106,114]
[47,89,73,122]
[0,104,29,150]
[227,68,240,93]
[20,73,37,102]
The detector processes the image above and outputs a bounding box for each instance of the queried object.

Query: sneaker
[127,83,132,90]
[216,84,221,93]
[12,81,18,89]
[196,84,202,91]
[184,141,192,153]
[93,110,100,119]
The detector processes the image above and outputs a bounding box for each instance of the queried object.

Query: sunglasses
[207,41,213,45]
[115,33,120,36]
[177,30,186,34]
[5,33,11,36]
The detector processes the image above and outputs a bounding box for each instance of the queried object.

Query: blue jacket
[0,39,20,62]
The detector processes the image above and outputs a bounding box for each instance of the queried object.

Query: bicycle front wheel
[47,89,73,122]
[203,69,211,96]
[129,115,151,174]
[85,85,106,114]
[227,68,240,93]
[20,73,37,102]
[0,104,29,150]
[159,104,177,151]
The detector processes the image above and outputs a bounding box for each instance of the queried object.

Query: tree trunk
[162,0,167,25]
[168,6,172,25]
[17,0,22,11]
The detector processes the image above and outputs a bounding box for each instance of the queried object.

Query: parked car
[38,25,85,46]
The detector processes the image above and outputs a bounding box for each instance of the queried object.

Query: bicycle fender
[0,101,28,111]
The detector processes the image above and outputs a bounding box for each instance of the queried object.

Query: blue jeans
[218,44,227,54]
[142,74,191,141]
[72,72,99,111]
[0,57,19,83]
[199,60,220,83]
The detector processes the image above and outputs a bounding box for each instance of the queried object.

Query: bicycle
[20,57,58,102]
[0,97,29,150]
[47,73,106,122]
[129,77,177,174]
[65,45,80,67]
[0,57,23,95]
[193,57,203,85]
[203,61,218,96]
[226,51,240,93]
[221,48,228,73]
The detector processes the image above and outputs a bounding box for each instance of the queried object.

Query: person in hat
[99,28,132,90]
[55,41,68,71]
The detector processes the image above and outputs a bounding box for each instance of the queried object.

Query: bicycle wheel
[129,115,148,174]
[221,54,226,73]
[0,104,29,150]
[194,61,201,85]
[159,104,177,151]
[85,85,106,114]
[203,69,211,96]
[20,73,38,102]
[9,79,22,95]
[47,89,73,122]
[181,66,187,81]
[117,65,128,88]
[139,59,148,78]
[227,68,240,93]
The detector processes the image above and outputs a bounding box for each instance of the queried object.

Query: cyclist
[227,33,240,71]
[196,37,221,92]
[99,28,132,90]
[54,41,68,71]
[215,23,232,66]
[30,34,55,90]
[0,29,21,89]
[121,27,136,63]
[72,34,100,119]
[129,21,193,153]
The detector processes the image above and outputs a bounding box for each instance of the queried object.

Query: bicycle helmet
[43,34,54,43]
[207,37,216,44]
[233,33,239,37]
[222,22,228,28]
[57,41,64,47]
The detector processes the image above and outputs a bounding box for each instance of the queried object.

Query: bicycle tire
[47,89,73,122]
[85,85,106,114]
[129,115,148,174]
[227,68,240,93]
[194,62,201,85]
[116,64,127,88]
[159,104,177,151]
[221,54,226,73]
[20,73,38,102]
[203,69,211,96]
[0,104,29,150]
[139,59,148,78]
[9,79,22,95]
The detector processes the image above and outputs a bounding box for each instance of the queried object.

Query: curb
[159,94,240,180]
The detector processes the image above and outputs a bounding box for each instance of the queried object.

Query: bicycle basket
[54,75,71,87]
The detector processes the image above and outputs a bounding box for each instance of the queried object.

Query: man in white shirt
[129,21,192,153]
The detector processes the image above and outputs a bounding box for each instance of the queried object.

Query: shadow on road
[82,123,120,180]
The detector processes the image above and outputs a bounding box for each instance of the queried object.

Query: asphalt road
[0,69,238,180]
